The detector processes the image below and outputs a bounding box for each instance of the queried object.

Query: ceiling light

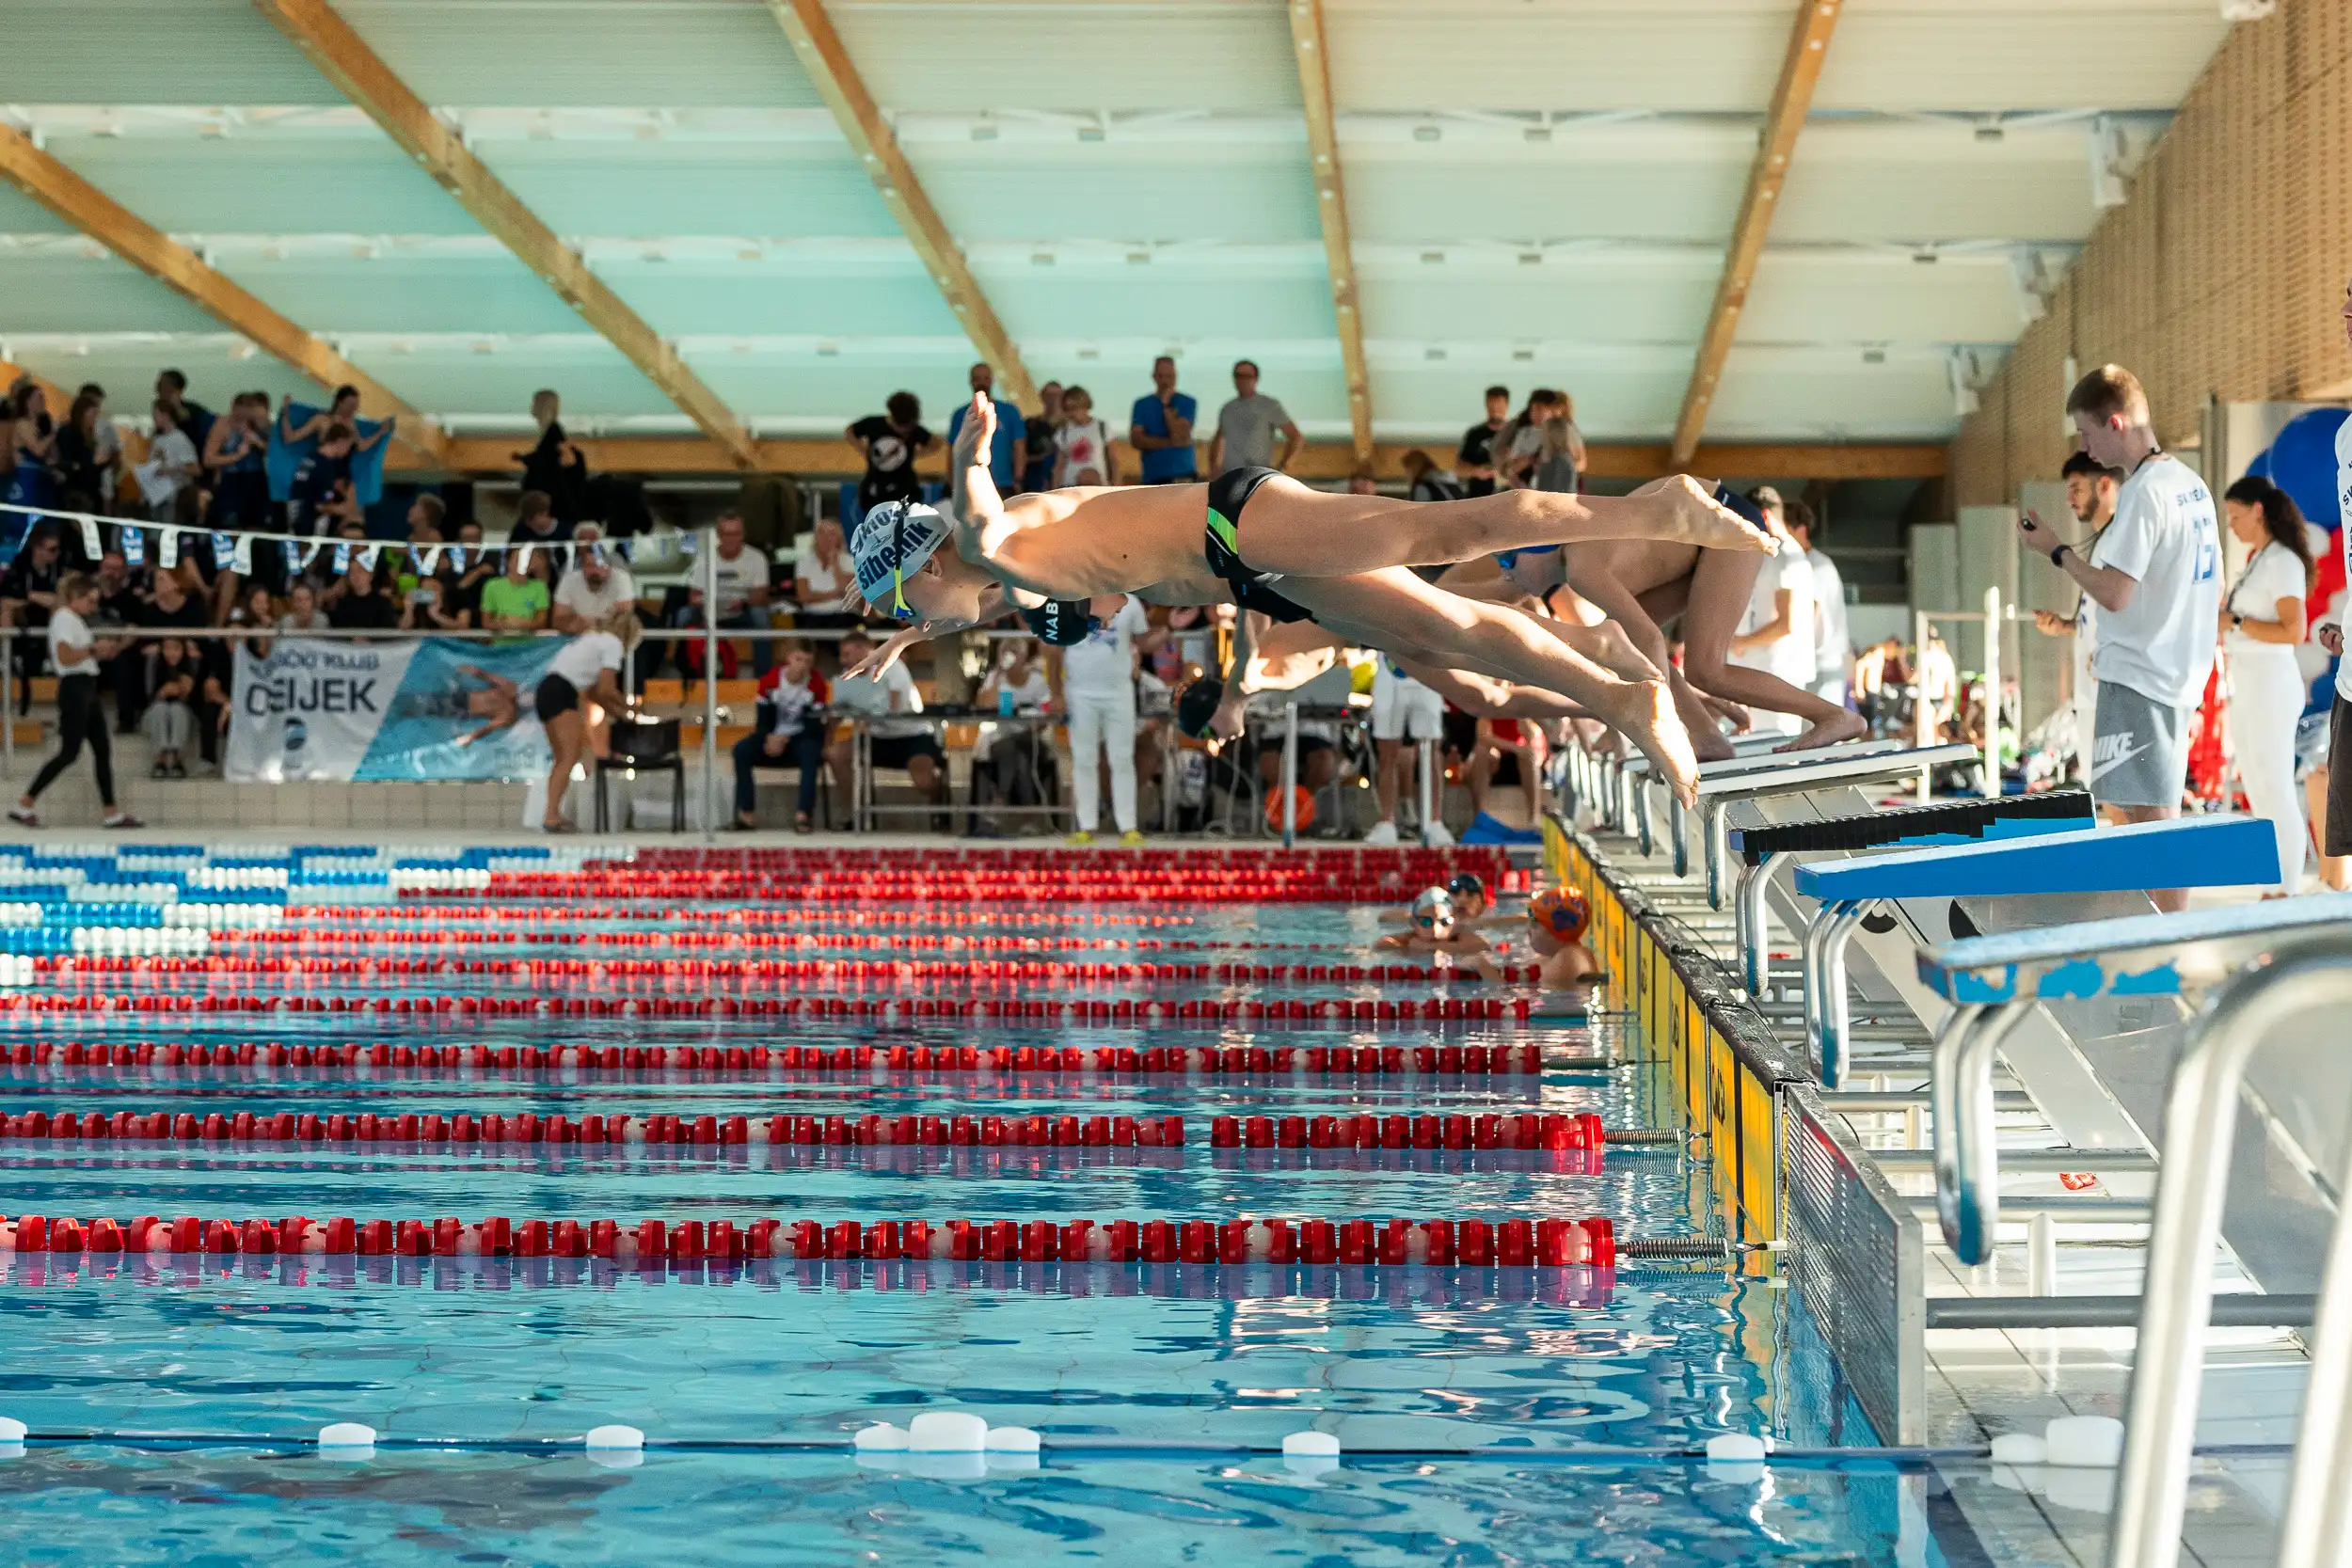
[1424,347,1447,361]
[1125,251,1151,265]
[1077,124,1105,143]
[1974,122,2004,144]
[1077,346,1100,361]
[1420,250,1444,265]
[817,343,838,357]
[1518,251,1542,265]
[1523,126,1550,143]
[1862,347,1886,364]
[971,121,998,142]
[1030,252,1055,266]
[1512,347,1534,362]
[1413,122,1441,143]
[1912,249,1938,264]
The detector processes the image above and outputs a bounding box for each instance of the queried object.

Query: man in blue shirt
[1129,356,1198,484]
[945,363,1027,494]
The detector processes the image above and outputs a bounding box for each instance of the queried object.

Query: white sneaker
[1421,822,1455,847]
[1362,820,1400,847]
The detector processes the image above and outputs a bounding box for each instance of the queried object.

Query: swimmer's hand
[1206,685,1248,746]
[954,391,994,468]
[846,626,926,682]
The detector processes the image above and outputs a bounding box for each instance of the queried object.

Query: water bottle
[997,686,1015,718]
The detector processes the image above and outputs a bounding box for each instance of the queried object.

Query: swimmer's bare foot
[1776,709,1869,752]
[1692,726,1737,764]
[1633,475,1777,554]
[1600,676,1699,806]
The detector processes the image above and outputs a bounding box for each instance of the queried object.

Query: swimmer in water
[1481,885,1602,990]
[846,394,1780,802]
[1375,870,1514,930]
[1374,886,1493,959]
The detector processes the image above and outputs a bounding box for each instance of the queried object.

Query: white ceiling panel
[1817,0,2231,113]
[1346,135,1748,245]
[592,262,962,338]
[0,256,224,335]
[351,341,675,420]
[41,135,478,235]
[0,2,345,105]
[979,270,1338,346]
[1708,344,1963,439]
[1,335,322,408]
[336,0,822,108]
[832,1,1300,114]
[1327,1,1791,115]
[906,145,1322,245]
[1775,120,2102,245]
[1740,252,2025,345]
[473,142,900,238]
[216,253,590,335]
[1359,259,1716,346]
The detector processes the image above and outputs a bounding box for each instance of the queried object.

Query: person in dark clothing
[325,552,398,633]
[1022,382,1062,494]
[438,521,496,625]
[1,525,65,709]
[1456,386,1509,499]
[153,369,213,456]
[516,388,587,524]
[54,389,113,511]
[286,425,360,539]
[847,392,932,516]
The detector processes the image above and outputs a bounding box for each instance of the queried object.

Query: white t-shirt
[831,661,925,739]
[1060,598,1149,698]
[986,669,1052,712]
[2091,453,2221,708]
[1804,547,1849,676]
[794,547,850,614]
[2224,540,2307,660]
[1729,549,1817,689]
[1055,420,1114,486]
[547,630,624,690]
[553,563,638,625]
[2333,419,2352,703]
[711,546,771,619]
[47,608,93,673]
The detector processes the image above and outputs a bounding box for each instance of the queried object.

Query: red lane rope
[0,1106,1621,1153]
[0,1039,1551,1076]
[291,906,1195,934]
[0,1212,1617,1268]
[0,992,1540,1027]
[35,954,1538,988]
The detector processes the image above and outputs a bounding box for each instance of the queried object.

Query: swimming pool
[0,844,1949,1564]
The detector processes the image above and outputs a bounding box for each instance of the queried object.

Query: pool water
[0,853,1931,1564]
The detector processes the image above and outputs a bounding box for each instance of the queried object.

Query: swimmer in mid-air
[1374,886,1494,959]
[848,394,1780,801]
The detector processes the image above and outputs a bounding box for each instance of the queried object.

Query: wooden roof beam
[1286,0,1373,465]
[251,0,757,469]
[1671,0,1844,467]
[0,122,446,467]
[765,0,1037,410]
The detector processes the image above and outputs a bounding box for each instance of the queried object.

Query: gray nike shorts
[2090,681,2189,811]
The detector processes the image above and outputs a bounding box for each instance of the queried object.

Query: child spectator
[734,641,829,832]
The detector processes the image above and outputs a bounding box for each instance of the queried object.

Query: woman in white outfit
[2217,476,2314,896]
[1055,593,1152,845]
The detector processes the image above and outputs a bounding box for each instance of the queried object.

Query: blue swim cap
[851,500,951,618]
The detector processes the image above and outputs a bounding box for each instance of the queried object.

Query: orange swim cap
[1528,886,1590,943]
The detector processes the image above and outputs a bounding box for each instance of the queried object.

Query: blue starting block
[1921,894,2352,1268]
[1724,790,2096,996]
[1797,816,2281,1090]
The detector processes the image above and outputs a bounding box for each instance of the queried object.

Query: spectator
[2032,451,2123,775]
[285,423,360,538]
[277,581,328,634]
[788,515,856,633]
[2019,363,2221,912]
[440,521,496,626]
[1052,387,1116,487]
[401,572,469,633]
[847,392,931,516]
[204,392,272,524]
[142,636,201,778]
[3,381,58,515]
[533,626,628,832]
[1456,386,1510,498]
[516,388,586,524]
[390,493,446,596]
[227,581,277,660]
[1725,486,1817,736]
[1021,381,1063,493]
[480,546,550,640]
[1207,359,1301,477]
[325,547,398,634]
[133,402,201,525]
[1402,450,1463,503]
[1787,499,1850,705]
[1054,592,1152,846]
[1128,356,1198,484]
[946,363,1026,494]
[974,636,1056,832]
[1530,391,1584,493]
[825,626,945,822]
[1492,388,1558,490]
[152,370,213,455]
[91,551,142,734]
[551,523,640,641]
[1365,654,1447,847]
[9,573,138,829]
[710,510,774,675]
[119,567,206,731]
[1,525,65,705]
[55,388,114,509]
[76,383,121,494]
[2217,475,2315,896]
[279,384,389,461]
[505,487,571,562]
[733,641,827,833]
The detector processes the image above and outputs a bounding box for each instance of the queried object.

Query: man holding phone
[2020,364,2218,912]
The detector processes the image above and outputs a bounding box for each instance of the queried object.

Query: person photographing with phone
[2019,365,2219,912]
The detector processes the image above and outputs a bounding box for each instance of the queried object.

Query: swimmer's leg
[1678,547,1866,751]
[1562,543,1739,763]
[1234,475,1772,579]
[1288,570,1698,805]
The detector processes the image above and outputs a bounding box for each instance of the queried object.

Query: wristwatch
[2049,544,2068,567]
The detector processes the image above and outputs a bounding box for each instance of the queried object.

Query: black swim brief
[1203,467,1314,624]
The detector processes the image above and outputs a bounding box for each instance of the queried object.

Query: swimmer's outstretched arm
[843,584,1012,681]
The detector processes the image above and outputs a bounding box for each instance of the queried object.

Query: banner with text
[226,637,566,783]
